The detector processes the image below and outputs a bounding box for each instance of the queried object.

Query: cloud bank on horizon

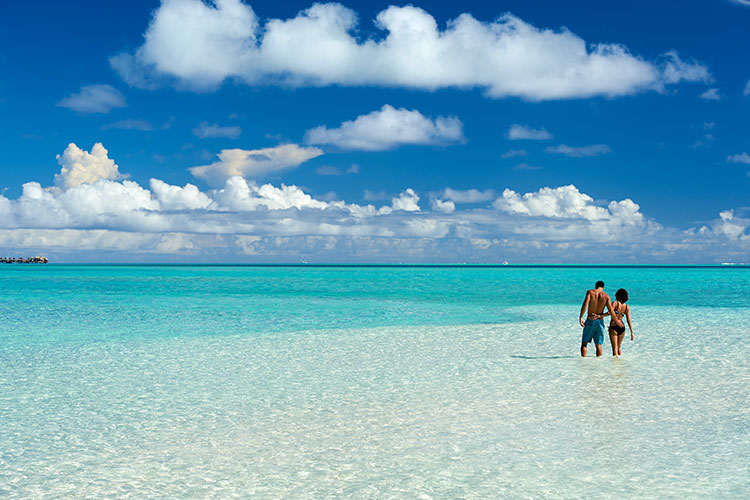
[2,0,747,264]
[0,143,747,263]
[110,0,711,99]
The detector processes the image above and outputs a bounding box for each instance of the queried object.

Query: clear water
[1,265,748,498]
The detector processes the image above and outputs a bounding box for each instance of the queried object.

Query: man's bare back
[583,288,610,321]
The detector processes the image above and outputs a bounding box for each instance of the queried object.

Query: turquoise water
[1,265,748,498]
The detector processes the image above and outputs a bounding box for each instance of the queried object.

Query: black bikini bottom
[609,325,626,335]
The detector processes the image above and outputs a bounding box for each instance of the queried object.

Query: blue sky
[0,0,748,263]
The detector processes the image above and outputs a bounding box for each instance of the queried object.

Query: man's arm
[604,297,621,326]
[579,291,591,327]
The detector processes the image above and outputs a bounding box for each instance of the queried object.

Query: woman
[607,288,633,357]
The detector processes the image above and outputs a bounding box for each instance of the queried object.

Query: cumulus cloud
[495,185,631,221]
[304,105,464,151]
[507,125,552,141]
[2,142,748,263]
[697,210,750,241]
[193,121,242,139]
[545,144,611,157]
[111,1,709,100]
[57,84,126,114]
[149,179,212,210]
[698,88,721,101]
[54,143,125,190]
[727,152,750,164]
[189,144,323,186]
[440,188,496,203]
[390,189,421,212]
[102,119,154,131]
[431,199,455,213]
[491,185,657,244]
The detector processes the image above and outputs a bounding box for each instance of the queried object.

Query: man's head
[595,280,605,289]
[615,288,629,303]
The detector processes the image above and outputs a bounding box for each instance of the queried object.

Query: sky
[0,0,748,263]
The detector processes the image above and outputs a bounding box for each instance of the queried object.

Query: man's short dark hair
[615,288,629,303]
[595,281,605,288]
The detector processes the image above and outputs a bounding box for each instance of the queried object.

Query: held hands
[587,313,607,320]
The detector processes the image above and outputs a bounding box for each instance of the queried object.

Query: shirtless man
[578,281,621,357]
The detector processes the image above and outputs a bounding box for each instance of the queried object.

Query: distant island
[1,256,49,264]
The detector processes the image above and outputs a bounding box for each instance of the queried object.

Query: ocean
[1,265,748,498]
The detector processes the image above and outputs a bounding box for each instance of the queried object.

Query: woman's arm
[626,306,634,341]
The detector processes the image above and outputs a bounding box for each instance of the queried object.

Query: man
[578,280,621,357]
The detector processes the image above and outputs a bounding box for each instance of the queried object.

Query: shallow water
[1,266,748,498]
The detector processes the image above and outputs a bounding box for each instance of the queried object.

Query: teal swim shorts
[582,318,605,345]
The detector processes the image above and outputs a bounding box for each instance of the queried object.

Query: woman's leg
[617,333,624,356]
[609,331,618,356]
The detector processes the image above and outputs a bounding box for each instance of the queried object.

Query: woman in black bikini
[607,288,634,357]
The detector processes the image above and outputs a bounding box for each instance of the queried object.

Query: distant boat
[502,261,509,265]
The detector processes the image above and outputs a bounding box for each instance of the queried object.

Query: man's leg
[594,322,605,357]
[581,343,587,357]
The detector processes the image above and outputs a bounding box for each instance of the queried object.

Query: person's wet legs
[609,332,619,357]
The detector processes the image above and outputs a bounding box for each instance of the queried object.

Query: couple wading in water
[578,281,634,357]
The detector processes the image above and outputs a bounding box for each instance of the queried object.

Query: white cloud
[149,179,212,210]
[697,210,750,241]
[193,121,242,139]
[390,189,421,212]
[55,143,125,190]
[507,124,552,141]
[545,144,611,157]
[727,152,750,164]
[698,88,721,101]
[304,105,464,151]
[112,1,708,100]
[189,144,323,186]
[496,185,617,220]
[661,51,712,85]
[744,80,750,96]
[211,176,329,211]
[56,84,126,114]
[441,188,496,203]
[3,142,748,262]
[431,199,455,213]
[102,119,154,131]
[730,1,750,7]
